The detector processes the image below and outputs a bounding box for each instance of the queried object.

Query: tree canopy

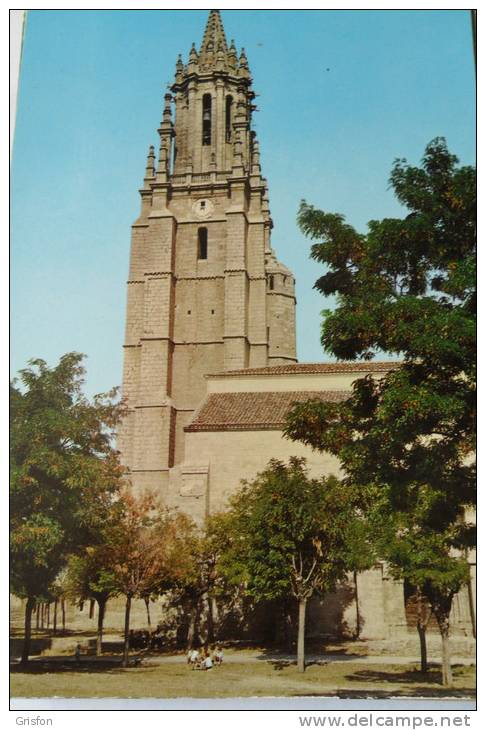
[297,137,475,370]
[286,138,475,525]
[219,458,368,671]
[99,489,196,665]
[285,138,476,685]
[10,352,125,662]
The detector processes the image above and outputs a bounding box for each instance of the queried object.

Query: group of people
[187,645,224,671]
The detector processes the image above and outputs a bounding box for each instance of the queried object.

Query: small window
[202,94,212,146]
[268,275,274,290]
[198,227,208,260]
[225,95,233,142]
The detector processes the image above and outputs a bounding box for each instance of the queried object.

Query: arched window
[198,228,208,260]
[225,95,233,142]
[202,94,212,146]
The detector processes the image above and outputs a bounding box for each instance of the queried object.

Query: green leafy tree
[285,139,476,686]
[220,458,366,672]
[10,353,125,664]
[65,549,119,656]
[176,513,242,649]
[364,484,470,682]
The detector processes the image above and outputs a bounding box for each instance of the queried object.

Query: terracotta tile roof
[207,362,398,378]
[185,391,350,432]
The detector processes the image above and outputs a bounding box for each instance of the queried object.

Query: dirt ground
[10,656,476,700]
[10,597,476,700]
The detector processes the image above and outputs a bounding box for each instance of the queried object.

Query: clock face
[193,198,214,219]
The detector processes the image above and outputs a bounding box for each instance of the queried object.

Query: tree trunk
[467,573,476,639]
[297,597,307,673]
[122,594,132,668]
[205,593,214,646]
[21,596,36,665]
[186,600,198,650]
[96,598,106,656]
[35,602,40,630]
[353,570,360,639]
[40,602,44,630]
[46,602,50,629]
[211,596,219,639]
[53,599,58,635]
[417,624,427,672]
[61,599,66,632]
[436,612,453,687]
[89,598,95,620]
[416,588,429,672]
[144,596,151,630]
[440,627,453,687]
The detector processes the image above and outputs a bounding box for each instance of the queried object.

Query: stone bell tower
[119,10,297,495]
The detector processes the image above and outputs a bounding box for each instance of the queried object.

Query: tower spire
[142,144,155,189]
[199,10,228,68]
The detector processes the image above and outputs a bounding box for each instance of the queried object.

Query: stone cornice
[173,340,224,345]
[185,424,282,433]
[128,274,267,283]
[139,336,174,342]
[130,468,170,473]
[171,71,249,94]
[144,271,175,278]
[267,291,297,301]
[177,275,225,281]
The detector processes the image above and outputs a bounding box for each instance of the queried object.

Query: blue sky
[11,9,476,396]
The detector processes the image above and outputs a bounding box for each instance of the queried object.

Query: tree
[50,569,71,634]
[65,550,119,656]
[285,138,476,686]
[389,526,469,687]
[10,353,125,664]
[166,524,217,651]
[364,482,470,682]
[220,458,365,672]
[102,490,196,667]
[176,512,242,650]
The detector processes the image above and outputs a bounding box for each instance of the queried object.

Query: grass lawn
[10,659,476,699]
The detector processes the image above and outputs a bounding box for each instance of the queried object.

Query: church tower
[119,10,297,495]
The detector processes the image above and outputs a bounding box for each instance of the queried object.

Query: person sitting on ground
[188,648,200,668]
[213,645,223,666]
[203,649,213,670]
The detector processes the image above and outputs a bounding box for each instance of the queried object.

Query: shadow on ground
[290,688,475,699]
[345,666,468,685]
[254,642,367,665]
[10,638,53,657]
[9,658,150,674]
